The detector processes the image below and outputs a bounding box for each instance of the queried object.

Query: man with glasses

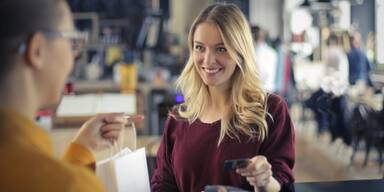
[17,31,88,58]
[0,0,143,191]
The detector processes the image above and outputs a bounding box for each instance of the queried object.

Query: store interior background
[43,0,384,183]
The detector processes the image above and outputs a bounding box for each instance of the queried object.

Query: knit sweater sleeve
[260,94,295,189]
[151,115,180,192]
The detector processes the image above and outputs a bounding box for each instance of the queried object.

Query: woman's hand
[72,113,144,151]
[236,156,280,192]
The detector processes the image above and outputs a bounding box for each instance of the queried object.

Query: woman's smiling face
[193,22,237,90]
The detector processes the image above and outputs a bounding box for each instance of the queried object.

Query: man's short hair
[0,0,64,76]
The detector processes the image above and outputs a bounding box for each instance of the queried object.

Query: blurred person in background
[252,26,278,93]
[151,3,295,192]
[347,31,373,87]
[323,33,351,145]
[272,38,297,107]
[0,0,143,191]
[323,33,349,96]
[305,32,351,145]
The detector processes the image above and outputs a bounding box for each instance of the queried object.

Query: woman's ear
[24,32,46,70]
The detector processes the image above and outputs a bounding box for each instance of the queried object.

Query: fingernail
[123,113,130,118]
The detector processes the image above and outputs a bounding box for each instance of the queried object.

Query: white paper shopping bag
[115,148,150,191]
[96,122,150,192]
[96,148,151,192]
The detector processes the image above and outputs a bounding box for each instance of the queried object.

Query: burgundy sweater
[151,94,295,192]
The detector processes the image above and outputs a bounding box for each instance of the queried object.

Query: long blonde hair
[175,3,269,145]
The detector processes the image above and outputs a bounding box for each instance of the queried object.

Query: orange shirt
[0,109,104,192]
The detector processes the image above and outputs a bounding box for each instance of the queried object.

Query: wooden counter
[48,128,160,160]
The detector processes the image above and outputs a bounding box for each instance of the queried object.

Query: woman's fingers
[245,170,271,186]
[237,157,270,176]
[236,155,272,188]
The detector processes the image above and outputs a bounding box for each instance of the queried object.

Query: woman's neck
[0,72,37,120]
[199,86,231,123]
[208,86,230,111]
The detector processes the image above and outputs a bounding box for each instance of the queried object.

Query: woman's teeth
[203,67,221,74]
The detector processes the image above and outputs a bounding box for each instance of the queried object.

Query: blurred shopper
[305,33,351,144]
[347,32,373,86]
[252,26,278,92]
[324,33,351,145]
[152,3,295,192]
[273,38,297,107]
[0,0,143,191]
[323,33,349,95]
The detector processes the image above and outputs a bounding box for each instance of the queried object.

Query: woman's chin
[203,81,217,87]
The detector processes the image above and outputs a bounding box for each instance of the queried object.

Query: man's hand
[72,113,144,151]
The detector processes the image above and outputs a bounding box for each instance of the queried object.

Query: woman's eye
[217,47,227,53]
[194,45,204,51]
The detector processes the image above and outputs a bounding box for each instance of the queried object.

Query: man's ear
[24,32,46,70]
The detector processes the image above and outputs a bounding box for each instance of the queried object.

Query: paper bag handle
[109,116,137,156]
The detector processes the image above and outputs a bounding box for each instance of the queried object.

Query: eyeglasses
[17,31,88,58]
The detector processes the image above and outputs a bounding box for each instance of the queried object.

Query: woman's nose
[203,50,216,65]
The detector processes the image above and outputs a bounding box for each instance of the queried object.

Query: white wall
[169,0,211,41]
[170,0,285,40]
[250,0,283,39]
[376,0,384,64]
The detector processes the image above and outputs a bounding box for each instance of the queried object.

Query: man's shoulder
[0,143,103,192]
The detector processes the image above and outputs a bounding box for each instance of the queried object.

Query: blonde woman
[151,3,294,192]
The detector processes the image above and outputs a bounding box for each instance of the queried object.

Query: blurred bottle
[118,49,137,93]
[35,109,53,131]
[119,63,137,93]
[64,81,75,95]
